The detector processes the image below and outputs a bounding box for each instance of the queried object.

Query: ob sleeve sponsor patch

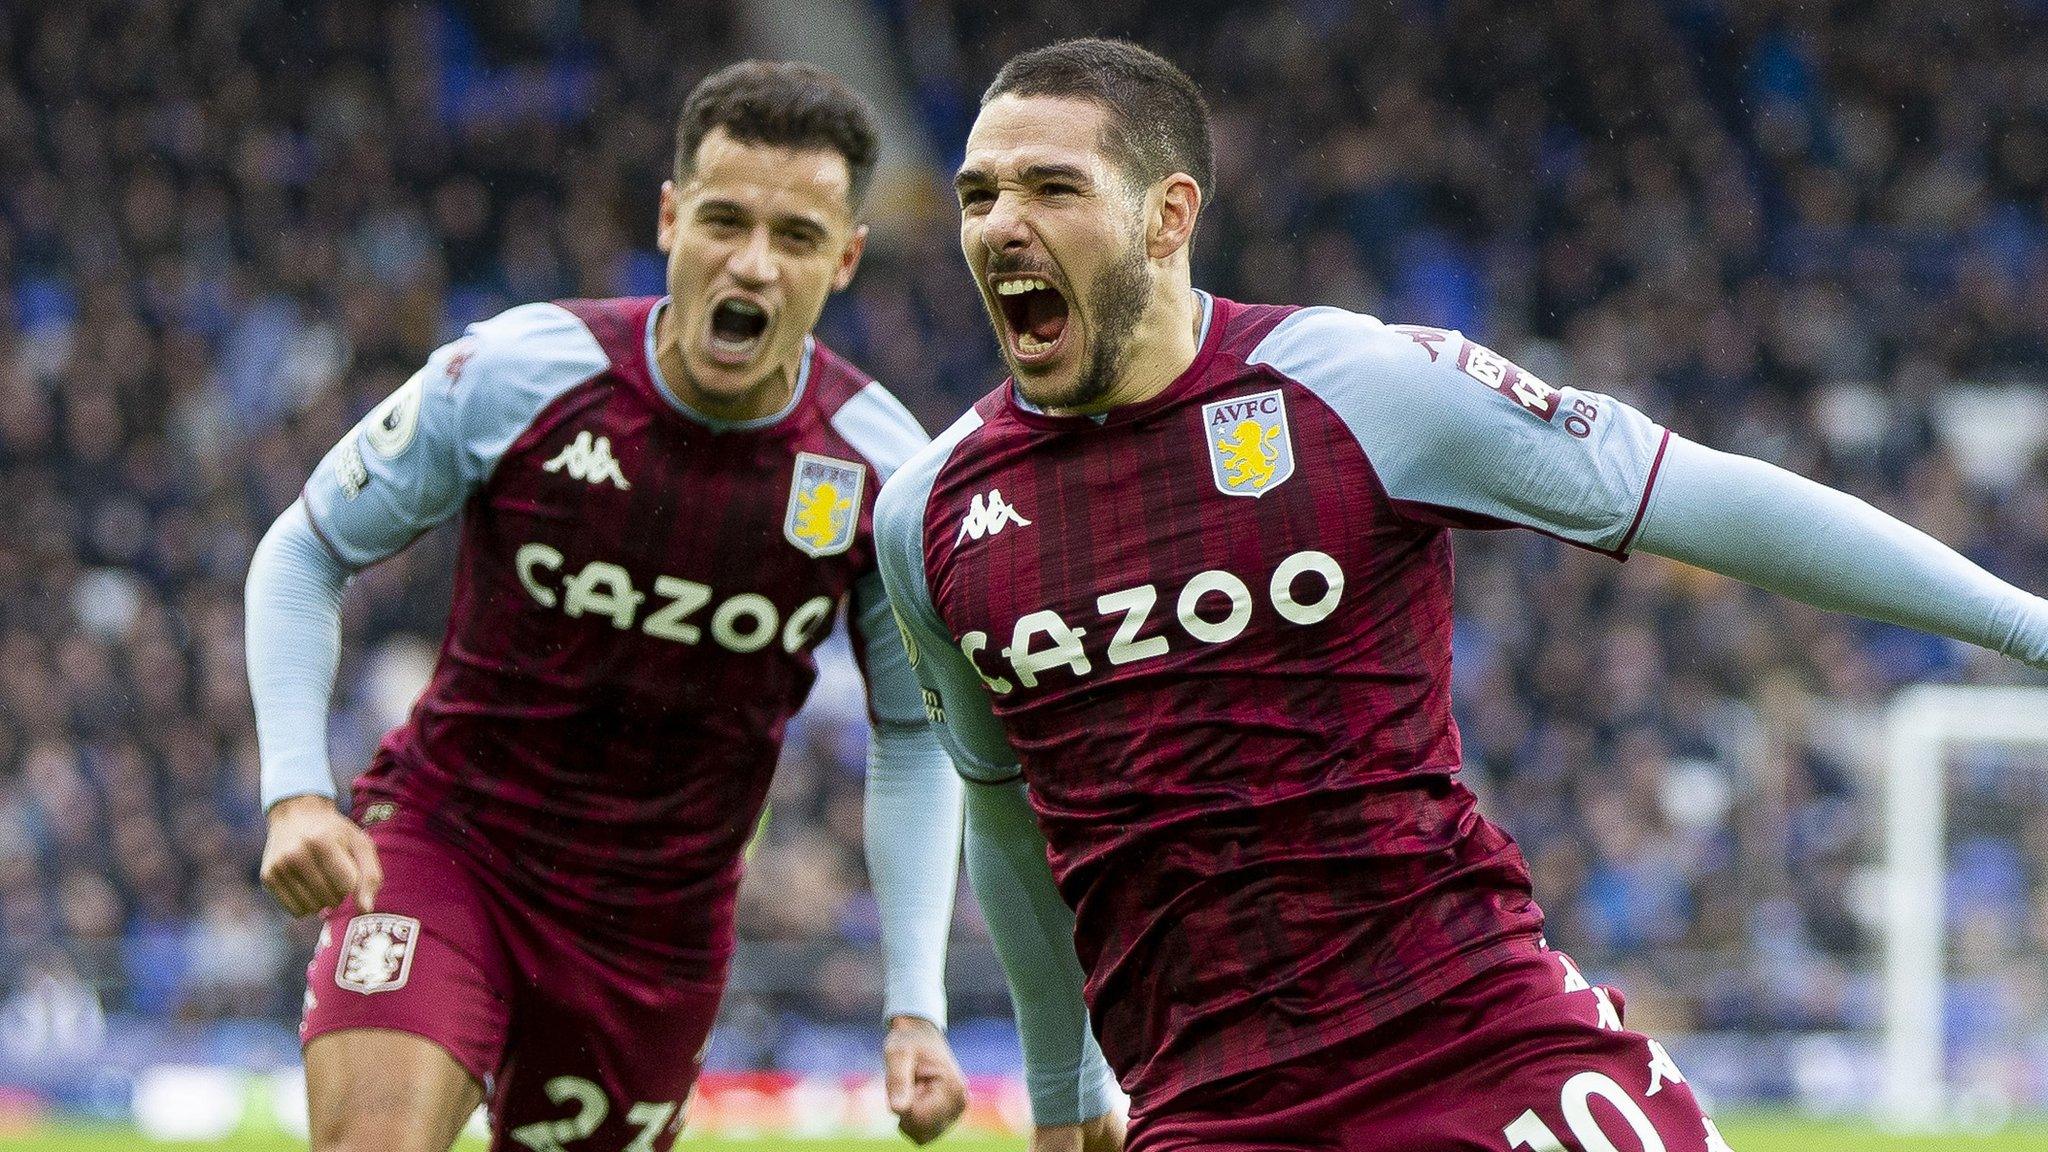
[1251,308,1670,555]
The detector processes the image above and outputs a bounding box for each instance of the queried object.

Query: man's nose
[981,192,1032,255]
[728,227,777,284]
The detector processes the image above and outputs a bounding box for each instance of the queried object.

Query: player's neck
[1046,281,1202,417]
[651,301,801,424]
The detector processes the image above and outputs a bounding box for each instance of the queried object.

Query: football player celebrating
[248,62,967,1152]
[876,38,2048,1152]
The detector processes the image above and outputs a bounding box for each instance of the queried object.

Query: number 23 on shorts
[508,1076,681,1152]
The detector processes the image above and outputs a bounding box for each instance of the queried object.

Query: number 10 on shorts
[1502,1070,1735,1152]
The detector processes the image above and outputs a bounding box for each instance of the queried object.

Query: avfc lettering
[515,543,835,655]
[959,550,1346,694]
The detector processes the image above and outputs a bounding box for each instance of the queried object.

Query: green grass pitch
[9,1115,2048,1151]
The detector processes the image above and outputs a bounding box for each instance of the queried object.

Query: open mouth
[993,275,1070,366]
[705,295,771,366]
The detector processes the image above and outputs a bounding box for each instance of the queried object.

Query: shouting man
[249,61,967,1152]
[877,38,2048,1152]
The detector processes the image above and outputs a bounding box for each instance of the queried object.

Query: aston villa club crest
[1202,389,1296,497]
[334,913,420,994]
[785,452,865,557]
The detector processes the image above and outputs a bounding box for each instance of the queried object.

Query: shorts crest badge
[785,452,865,558]
[1202,388,1295,497]
[335,912,420,994]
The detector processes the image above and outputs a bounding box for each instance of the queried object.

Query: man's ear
[657,180,680,253]
[832,222,870,291]
[1147,174,1201,260]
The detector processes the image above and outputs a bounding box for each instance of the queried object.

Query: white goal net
[1881,685,2048,1129]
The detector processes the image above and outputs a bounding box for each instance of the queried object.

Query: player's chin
[1009,359,1093,411]
[682,346,774,403]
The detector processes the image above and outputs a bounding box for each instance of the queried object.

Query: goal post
[1880,684,2048,1129]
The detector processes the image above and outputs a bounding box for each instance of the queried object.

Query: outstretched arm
[1631,436,2048,665]
[1248,309,2048,667]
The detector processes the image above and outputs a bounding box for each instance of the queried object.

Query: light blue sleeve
[301,302,608,567]
[964,781,1121,1126]
[1634,435,2048,667]
[245,501,350,808]
[873,417,1118,1126]
[1247,308,1668,554]
[249,303,608,808]
[852,572,964,1029]
[871,411,1029,782]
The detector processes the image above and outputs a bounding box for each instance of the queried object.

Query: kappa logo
[334,913,420,994]
[956,489,1032,545]
[1203,389,1296,497]
[785,452,865,558]
[544,430,631,490]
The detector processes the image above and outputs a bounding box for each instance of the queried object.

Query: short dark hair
[675,60,880,207]
[983,38,1214,202]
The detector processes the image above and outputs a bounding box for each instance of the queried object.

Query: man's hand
[1030,1111,1125,1152]
[259,795,383,918]
[882,1014,967,1145]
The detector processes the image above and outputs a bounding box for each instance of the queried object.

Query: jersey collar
[643,296,812,432]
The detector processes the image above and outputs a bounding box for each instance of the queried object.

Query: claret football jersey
[877,292,1670,1105]
[298,297,931,971]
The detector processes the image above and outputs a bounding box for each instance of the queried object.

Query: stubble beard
[1006,234,1152,412]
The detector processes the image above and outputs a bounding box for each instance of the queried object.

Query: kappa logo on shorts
[335,912,420,994]
[1203,389,1295,497]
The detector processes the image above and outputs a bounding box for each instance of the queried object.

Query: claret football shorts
[1128,949,1731,1152]
[301,813,723,1152]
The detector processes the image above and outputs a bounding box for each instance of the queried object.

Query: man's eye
[1043,184,1077,196]
[960,189,993,208]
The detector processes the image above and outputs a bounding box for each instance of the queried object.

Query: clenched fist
[883,1014,968,1144]
[259,795,384,918]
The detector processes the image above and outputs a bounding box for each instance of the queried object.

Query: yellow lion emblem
[1216,420,1282,489]
[793,480,853,550]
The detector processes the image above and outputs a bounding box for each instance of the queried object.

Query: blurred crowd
[4,0,2048,1093]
